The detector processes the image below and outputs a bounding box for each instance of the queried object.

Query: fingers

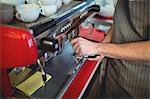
[55,34,65,40]
[71,37,85,45]
[71,37,82,55]
[71,37,79,46]
[73,41,79,51]
[71,39,82,55]
[75,46,81,55]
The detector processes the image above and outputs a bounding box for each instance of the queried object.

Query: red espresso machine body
[0,25,38,97]
[1,25,38,68]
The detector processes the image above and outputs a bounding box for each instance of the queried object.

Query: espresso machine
[34,2,100,97]
[1,0,101,98]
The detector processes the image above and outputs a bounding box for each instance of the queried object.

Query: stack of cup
[39,0,58,17]
[56,0,63,9]
[0,0,25,6]
[14,0,73,22]
[62,0,72,5]
[15,4,41,22]
[26,0,60,17]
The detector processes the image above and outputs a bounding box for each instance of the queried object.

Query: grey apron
[104,0,150,98]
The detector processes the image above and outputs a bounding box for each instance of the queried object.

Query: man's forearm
[99,41,150,61]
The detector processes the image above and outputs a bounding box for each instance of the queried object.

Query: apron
[104,0,150,98]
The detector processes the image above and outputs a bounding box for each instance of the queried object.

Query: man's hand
[71,37,102,57]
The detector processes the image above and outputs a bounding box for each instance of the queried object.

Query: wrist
[97,43,112,56]
[97,43,105,55]
[102,39,111,43]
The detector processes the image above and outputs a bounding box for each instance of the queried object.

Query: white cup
[39,0,57,6]
[0,0,25,6]
[26,0,39,4]
[15,4,40,22]
[41,5,57,17]
[56,0,62,9]
[62,0,72,5]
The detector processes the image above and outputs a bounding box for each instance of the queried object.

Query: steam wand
[37,59,47,86]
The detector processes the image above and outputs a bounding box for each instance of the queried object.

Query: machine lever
[29,19,56,37]
[87,5,100,12]
[56,5,100,39]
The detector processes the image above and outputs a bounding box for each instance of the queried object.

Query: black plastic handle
[88,5,100,12]
[62,5,100,37]
[30,19,56,37]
